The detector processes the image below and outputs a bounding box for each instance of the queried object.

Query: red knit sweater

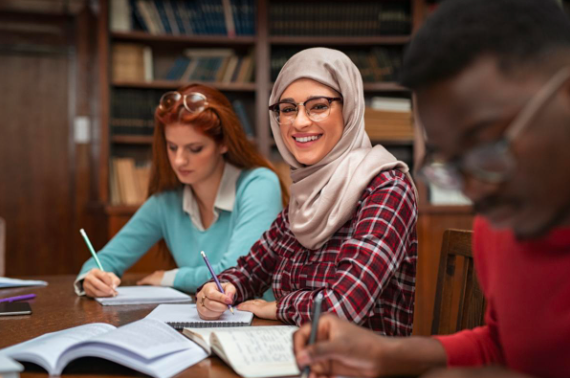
[436,216,570,378]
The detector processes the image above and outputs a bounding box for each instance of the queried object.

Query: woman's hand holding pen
[196,282,237,320]
[83,268,120,298]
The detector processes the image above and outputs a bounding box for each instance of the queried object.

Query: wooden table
[0,275,282,378]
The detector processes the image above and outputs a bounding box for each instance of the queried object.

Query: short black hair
[401,0,570,90]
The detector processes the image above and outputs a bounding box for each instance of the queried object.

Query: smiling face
[165,122,227,186]
[278,78,344,166]
[417,57,570,238]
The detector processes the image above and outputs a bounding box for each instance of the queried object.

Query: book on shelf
[112,43,153,82]
[182,326,300,378]
[162,49,254,83]
[232,100,254,137]
[269,1,411,36]
[0,319,208,378]
[365,97,414,141]
[111,88,159,135]
[271,47,401,83]
[110,158,151,206]
[123,0,255,36]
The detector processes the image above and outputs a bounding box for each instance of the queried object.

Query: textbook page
[57,319,208,378]
[211,326,300,378]
[95,286,192,305]
[0,323,115,373]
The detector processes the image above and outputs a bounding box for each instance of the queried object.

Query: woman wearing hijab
[196,48,418,335]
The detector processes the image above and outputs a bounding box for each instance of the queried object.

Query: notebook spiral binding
[168,321,248,330]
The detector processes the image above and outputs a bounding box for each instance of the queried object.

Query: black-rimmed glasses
[418,66,570,190]
[158,91,209,115]
[268,96,342,126]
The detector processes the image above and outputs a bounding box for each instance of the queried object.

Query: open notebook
[95,286,192,306]
[145,304,253,330]
[183,326,300,378]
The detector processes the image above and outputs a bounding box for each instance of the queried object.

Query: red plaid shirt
[217,169,417,335]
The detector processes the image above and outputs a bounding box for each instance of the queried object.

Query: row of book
[270,47,402,82]
[364,97,414,141]
[269,1,411,36]
[165,49,254,83]
[110,158,151,205]
[110,89,254,137]
[111,0,256,36]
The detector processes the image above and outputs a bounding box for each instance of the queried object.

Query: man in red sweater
[293,0,570,377]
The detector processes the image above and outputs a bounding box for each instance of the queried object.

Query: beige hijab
[270,47,415,249]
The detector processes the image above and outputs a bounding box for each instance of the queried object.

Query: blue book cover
[232,100,254,136]
[153,0,172,34]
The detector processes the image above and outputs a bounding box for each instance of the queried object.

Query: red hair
[148,83,289,206]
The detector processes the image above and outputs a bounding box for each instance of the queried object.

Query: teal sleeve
[172,170,282,293]
[77,196,164,279]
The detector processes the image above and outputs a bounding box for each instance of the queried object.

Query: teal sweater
[78,168,282,294]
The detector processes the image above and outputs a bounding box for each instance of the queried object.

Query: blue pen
[201,251,234,314]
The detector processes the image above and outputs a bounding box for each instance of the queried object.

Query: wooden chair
[0,217,5,276]
[431,229,486,335]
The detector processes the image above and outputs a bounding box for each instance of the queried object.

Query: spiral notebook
[145,304,254,330]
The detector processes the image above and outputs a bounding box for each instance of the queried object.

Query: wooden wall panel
[412,209,475,336]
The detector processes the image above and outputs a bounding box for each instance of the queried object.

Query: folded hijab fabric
[269,47,416,249]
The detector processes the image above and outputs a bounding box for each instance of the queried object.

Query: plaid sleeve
[216,210,286,302]
[276,172,417,326]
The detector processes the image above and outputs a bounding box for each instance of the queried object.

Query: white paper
[146,304,253,326]
[213,326,300,378]
[95,286,192,306]
[0,277,48,288]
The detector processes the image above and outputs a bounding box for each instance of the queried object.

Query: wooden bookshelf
[112,31,256,45]
[111,135,153,144]
[268,35,411,45]
[112,80,257,91]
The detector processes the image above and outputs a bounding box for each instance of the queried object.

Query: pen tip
[230,307,235,314]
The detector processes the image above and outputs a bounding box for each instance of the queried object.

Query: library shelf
[112,80,257,91]
[268,35,411,45]
[111,31,256,46]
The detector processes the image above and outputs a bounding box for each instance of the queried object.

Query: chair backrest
[0,217,5,276]
[431,229,486,335]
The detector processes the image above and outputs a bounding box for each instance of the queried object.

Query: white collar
[182,163,241,231]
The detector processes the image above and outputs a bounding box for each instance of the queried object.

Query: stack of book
[110,158,151,206]
[269,1,411,36]
[271,47,402,82]
[112,43,153,82]
[111,0,256,36]
[364,97,414,141]
[164,48,254,83]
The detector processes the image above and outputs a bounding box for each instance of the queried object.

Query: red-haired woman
[74,84,287,298]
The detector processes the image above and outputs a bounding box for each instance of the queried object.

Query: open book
[0,319,207,378]
[183,326,300,378]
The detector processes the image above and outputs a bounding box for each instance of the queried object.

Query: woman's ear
[219,143,228,154]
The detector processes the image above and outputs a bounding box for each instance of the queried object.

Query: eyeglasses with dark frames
[268,96,342,126]
[418,66,570,190]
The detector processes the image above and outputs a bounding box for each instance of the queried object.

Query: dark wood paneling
[0,18,73,276]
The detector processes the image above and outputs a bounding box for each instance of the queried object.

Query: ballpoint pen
[301,292,324,378]
[0,294,36,303]
[201,251,234,314]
